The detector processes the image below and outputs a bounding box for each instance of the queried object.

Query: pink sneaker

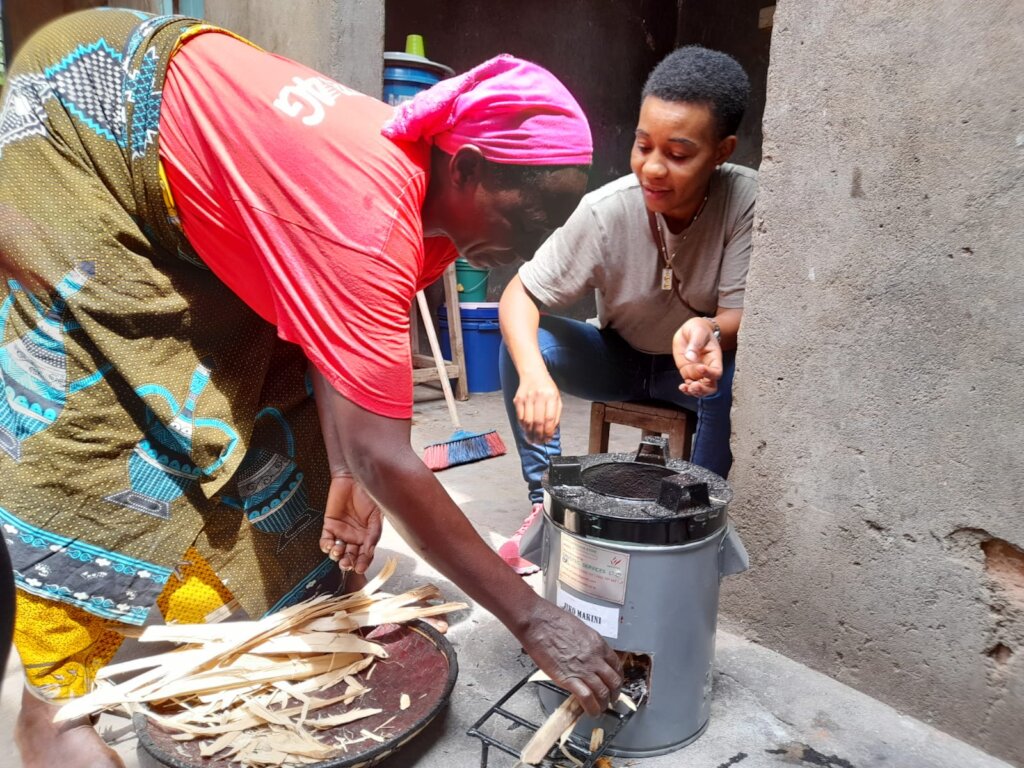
[498,503,543,575]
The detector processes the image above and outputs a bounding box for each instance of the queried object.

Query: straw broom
[416,290,506,470]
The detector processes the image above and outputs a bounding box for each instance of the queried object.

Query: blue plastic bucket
[438,303,502,393]
[383,52,454,106]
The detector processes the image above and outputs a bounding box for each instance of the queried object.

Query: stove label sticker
[556,585,620,639]
[558,537,629,604]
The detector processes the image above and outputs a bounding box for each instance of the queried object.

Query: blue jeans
[500,315,736,504]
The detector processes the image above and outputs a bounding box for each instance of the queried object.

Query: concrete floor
[0,389,1013,768]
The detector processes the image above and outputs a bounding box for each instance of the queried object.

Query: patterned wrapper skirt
[0,8,341,697]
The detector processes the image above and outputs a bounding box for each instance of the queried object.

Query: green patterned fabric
[0,8,339,627]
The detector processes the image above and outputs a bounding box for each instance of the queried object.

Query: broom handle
[416,291,462,430]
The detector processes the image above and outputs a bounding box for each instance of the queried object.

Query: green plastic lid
[405,34,426,57]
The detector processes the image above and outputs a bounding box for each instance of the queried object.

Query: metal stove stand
[467,668,636,768]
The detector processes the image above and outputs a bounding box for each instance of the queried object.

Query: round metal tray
[134,620,458,768]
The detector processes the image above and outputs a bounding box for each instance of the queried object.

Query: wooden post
[442,264,469,400]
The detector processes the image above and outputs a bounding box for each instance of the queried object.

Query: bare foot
[15,687,124,768]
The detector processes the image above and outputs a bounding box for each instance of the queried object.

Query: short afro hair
[642,46,750,138]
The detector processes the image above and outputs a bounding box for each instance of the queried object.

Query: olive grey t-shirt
[518,163,757,355]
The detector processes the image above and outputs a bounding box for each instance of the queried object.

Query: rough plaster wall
[722,1,1024,763]
[203,0,383,95]
[5,0,104,58]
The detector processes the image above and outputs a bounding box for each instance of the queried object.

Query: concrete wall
[4,0,105,59]
[106,1,384,95]
[202,0,383,95]
[723,1,1024,764]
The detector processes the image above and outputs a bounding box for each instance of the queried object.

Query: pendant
[661,267,673,291]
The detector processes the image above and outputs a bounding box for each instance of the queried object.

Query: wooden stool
[410,263,469,400]
[589,400,696,460]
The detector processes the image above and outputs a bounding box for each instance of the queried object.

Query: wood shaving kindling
[56,559,466,765]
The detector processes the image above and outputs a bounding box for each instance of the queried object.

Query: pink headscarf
[381,54,592,166]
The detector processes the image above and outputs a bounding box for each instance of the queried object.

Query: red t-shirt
[158,32,456,419]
